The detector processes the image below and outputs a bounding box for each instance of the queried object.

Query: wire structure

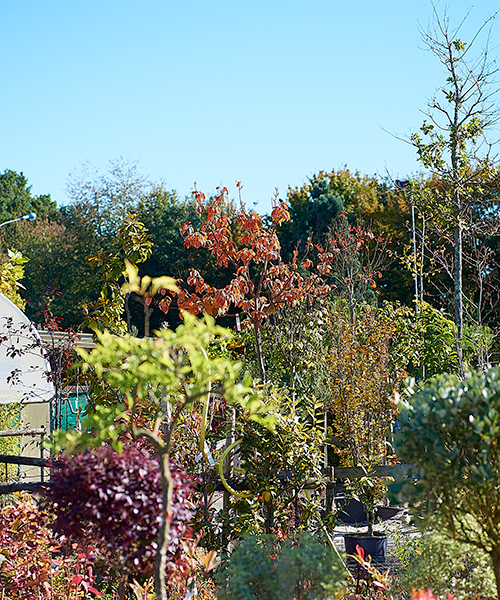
[50,384,88,432]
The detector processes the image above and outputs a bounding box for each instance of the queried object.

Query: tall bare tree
[409,4,499,375]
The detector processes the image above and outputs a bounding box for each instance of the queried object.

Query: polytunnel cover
[0,293,54,404]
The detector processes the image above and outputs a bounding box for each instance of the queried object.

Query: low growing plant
[0,494,103,599]
[215,531,345,600]
[410,591,457,600]
[389,526,422,570]
[0,403,21,481]
[393,367,500,596]
[350,544,393,598]
[393,530,496,600]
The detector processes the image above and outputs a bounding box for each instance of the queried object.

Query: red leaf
[71,574,84,586]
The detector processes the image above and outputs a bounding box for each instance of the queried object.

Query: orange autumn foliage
[327,303,405,468]
[176,185,332,380]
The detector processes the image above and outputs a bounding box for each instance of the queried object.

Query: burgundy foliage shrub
[46,442,196,579]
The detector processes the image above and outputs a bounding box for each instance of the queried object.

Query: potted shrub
[343,476,389,559]
[326,302,405,560]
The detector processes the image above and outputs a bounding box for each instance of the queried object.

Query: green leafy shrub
[0,403,21,481]
[215,531,345,600]
[390,526,422,570]
[232,388,325,536]
[0,249,28,309]
[393,531,496,599]
[393,367,500,596]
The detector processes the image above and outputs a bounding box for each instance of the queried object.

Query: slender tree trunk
[454,223,463,339]
[448,36,465,379]
[144,304,153,338]
[118,573,128,600]
[323,409,328,472]
[222,407,235,548]
[412,204,419,312]
[265,498,274,534]
[155,450,173,600]
[454,208,465,379]
[125,292,132,333]
[420,215,426,305]
[254,323,266,383]
[367,509,375,537]
[348,289,355,327]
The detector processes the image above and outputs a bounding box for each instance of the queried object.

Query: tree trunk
[222,407,235,548]
[118,573,128,600]
[348,289,355,327]
[454,224,463,338]
[367,509,375,537]
[491,549,500,600]
[449,31,464,379]
[254,323,266,383]
[411,204,419,312]
[265,498,274,533]
[454,220,465,379]
[420,215,426,305]
[154,451,173,600]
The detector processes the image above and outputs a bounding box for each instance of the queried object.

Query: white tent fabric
[0,293,54,404]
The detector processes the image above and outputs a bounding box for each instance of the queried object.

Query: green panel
[53,392,88,431]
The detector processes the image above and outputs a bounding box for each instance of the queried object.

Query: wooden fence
[0,426,48,493]
[0,457,413,495]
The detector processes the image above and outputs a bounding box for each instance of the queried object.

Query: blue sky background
[0,0,498,214]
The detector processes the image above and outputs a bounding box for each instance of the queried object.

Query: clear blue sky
[0,0,497,214]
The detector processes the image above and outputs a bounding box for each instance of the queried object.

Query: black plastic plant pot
[344,532,388,561]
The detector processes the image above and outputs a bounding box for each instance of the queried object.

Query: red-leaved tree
[176,185,331,381]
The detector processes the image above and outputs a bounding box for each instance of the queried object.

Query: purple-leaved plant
[46,442,196,583]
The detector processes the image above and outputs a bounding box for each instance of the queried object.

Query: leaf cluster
[389,302,460,379]
[179,187,329,326]
[237,388,325,501]
[395,530,496,600]
[215,531,345,600]
[46,442,196,581]
[77,313,275,432]
[326,301,404,468]
[0,495,103,599]
[84,213,153,335]
[260,301,330,402]
[0,249,29,309]
[0,403,21,480]
[0,169,55,227]
[393,367,500,557]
